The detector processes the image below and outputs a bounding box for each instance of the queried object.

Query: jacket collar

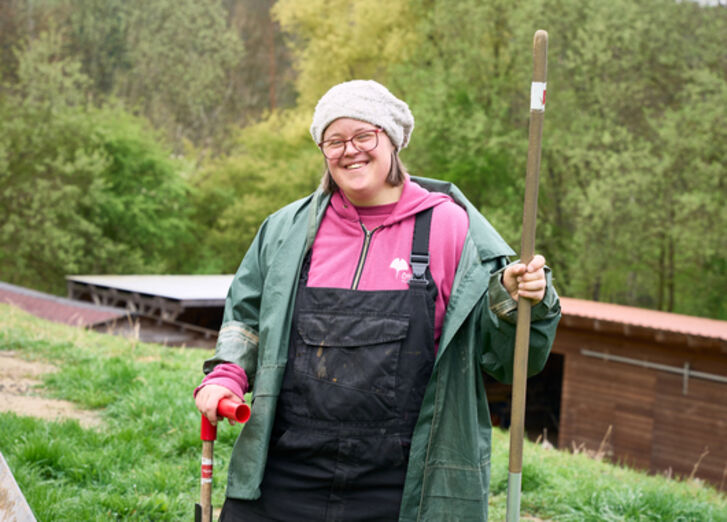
[410,176,515,260]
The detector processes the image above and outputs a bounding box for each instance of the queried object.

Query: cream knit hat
[310,80,414,150]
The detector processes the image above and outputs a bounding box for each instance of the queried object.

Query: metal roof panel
[560,297,727,342]
[66,275,234,303]
[0,281,128,327]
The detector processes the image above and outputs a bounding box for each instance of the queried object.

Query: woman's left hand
[502,254,547,304]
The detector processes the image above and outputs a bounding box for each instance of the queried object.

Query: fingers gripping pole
[506,29,548,522]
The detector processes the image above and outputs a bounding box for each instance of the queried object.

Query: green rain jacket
[203,176,561,521]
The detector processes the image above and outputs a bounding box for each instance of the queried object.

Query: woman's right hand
[195,384,243,426]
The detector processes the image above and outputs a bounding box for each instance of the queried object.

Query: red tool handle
[200,398,251,441]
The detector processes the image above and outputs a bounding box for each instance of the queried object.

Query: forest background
[0,0,725,319]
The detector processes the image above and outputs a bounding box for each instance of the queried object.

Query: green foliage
[646,69,727,318]
[185,110,321,273]
[192,0,727,318]
[534,0,727,315]
[272,0,419,106]
[0,306,235,520]
[1,306,726,520]
[346,0,726,318]
[228,0,297,117]
[114,0,244,147]
[391,0,542,247]
[0,0,725,321]
[0,31,192,293]
[65,0,127,95]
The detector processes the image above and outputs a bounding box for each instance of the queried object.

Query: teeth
[346,163,364,169]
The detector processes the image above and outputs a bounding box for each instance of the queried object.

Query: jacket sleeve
[479,257,561,384]
[201,220,269,388]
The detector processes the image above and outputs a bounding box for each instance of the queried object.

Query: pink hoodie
[197,176,469,397]
[308,176,468,340]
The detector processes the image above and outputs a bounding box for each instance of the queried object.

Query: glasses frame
[318,128,383,160]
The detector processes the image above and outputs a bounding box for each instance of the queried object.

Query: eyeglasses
[318,128,383,159]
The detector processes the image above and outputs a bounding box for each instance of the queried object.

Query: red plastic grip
[217,398,251,424]
[200,398,251,441]
[201,415,217,441]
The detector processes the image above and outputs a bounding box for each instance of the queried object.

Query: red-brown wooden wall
[553,320,727,490]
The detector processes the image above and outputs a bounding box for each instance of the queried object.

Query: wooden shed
[552,298,727,489]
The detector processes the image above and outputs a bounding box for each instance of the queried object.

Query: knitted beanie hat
[310,80,414,150]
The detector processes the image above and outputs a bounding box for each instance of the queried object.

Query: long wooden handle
[198,440,214,522]
[506,29,548,522]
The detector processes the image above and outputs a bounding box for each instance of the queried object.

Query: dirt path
[0,351,103,429]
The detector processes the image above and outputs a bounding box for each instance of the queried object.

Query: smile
[345,162,366,170]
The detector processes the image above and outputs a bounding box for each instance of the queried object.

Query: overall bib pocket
[291,311,410,421]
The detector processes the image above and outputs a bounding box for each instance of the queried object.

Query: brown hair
[319,151,407,194]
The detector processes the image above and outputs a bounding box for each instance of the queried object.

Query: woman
[195,80,561,521]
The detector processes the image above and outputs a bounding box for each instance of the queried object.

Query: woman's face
[322,118,401,207]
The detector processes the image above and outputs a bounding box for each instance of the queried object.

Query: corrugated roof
[0,281,128,327]
[66,274,233,304]
[560,297,727,342]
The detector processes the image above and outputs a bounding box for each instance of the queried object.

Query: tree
[536,0,727,317]
[392,0,542,248]
[0,31,192,293]
[114,0,245,150]
[223,0,296,117]
[185,110,321,273]
[272,0,419,106]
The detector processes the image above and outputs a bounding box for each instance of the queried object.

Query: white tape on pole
[530,82,547,111]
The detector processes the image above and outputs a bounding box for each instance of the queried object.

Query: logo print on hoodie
[389,258,411,283]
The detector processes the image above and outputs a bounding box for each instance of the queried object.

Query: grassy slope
[1,304,725,521]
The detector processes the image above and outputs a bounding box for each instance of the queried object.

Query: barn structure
[65,274,226,347]
[56,275,727,489]
[552,297,727,490]
[0,280,217,348]
[489,297,727,491]
[66,274,229,332]
[1,280,129,328]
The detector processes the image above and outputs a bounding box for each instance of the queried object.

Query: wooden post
[199,440,214,522]
[506,29,548,522]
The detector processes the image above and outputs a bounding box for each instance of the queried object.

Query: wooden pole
[195,440,214,522]
[506,29,548,522]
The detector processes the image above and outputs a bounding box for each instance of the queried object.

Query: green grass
[487,429,727,521]
[1,304,726,521]
[0,305,235,520]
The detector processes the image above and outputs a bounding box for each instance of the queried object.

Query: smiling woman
[321,119,400,206]
[194,79,561,521]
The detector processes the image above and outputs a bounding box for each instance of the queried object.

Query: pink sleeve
[193,363,249,399]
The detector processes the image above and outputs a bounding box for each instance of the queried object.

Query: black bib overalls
[221,209,437,522]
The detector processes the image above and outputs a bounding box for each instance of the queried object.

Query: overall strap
[409,207,434,288]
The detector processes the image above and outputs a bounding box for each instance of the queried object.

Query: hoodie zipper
[351,223,382,290]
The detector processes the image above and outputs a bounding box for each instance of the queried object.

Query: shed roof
[0,281,128,327]
[66,274,233,306]
[560,297,727,347]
